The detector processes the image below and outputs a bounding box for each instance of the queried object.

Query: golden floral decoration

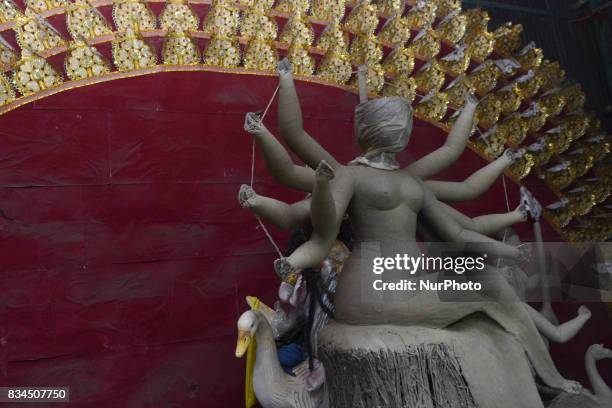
[286,42,315,76]
[554,113,591,142]
[498,113,528,146]
[574,178,611,205]
[0,72,16,106]
[382,45,414,78]
[438,44,470,77]
[112,0,157,32]
[465,29,494,61]
[349,34,382,66]
[544,198,572,229]
[64,39,111,80]
[316,20,348,53]
[493,58,521,78]
[67,0,113,41]
[515,69,543,99]
[279,13,314,46]
[378,13,411,46]
[317,46,352,85]
[495,83,523,115]
[404,0,437,31]
[537,60,565,92]
[566,186,597,218]
[493,22,523,55]
[468,60,500,95]
[526,136,555,168]
[349,62,384,94]
[520,102,548,133]
[472,125,506,159]
[464,8,489,35]
[545,126,572,155]
[435,10,467,44]
[311,0,345,22]
[343,0,379,35]
[12,50,63,95]
[25,0,67,14]
[475,94,501,129]
[0,34,17,68]
[577,135,611,163]
[0,0,24,24]
[383,76,417,103]
[243,34,277,71]
[163,30,202,65]
[564,149,596,179]
[515,41,543,70]
[508,149,534,180]
[537,90,566,118]
[433,0,461,18]
[111,29,158,71]
[240,8,277,40]
[274,0,309,14]
[159,0,199,32]
[203,35,240,68]
[559,83,586,114]
[415,90,448,122]
[410,27,440,60]
[14,13,66,54]
[542,161,576,191]
[587,116,601,134]
[444,74,474,109]
[413,60,445,93]
[202,1,239,36]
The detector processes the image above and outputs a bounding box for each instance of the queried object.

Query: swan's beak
[235,330,251,358]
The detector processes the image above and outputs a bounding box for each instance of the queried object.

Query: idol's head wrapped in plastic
[354,97,414,159]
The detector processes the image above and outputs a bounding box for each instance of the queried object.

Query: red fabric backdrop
[0,72,610,407]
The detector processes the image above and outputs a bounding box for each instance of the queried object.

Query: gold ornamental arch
[0,0,610,241]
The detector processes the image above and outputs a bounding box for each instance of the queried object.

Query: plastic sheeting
[0,72,607,406]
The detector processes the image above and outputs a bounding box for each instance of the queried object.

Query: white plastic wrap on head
[349,97,413,170]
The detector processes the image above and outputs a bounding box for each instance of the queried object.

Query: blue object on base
[277,343,305,375]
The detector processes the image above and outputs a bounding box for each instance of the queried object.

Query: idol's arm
[425,149,513,202]
[440,201,527,236]
[277,59,340,170]
[585,345,612,400]
[406,95,478,179]
[420,183,520,259]
[245,112,315,192]
[239,187,310,230]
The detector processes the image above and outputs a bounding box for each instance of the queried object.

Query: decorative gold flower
[515,69,543,99]
[465,29,494,61]
[537,59,565,92]
[0,34,17,68]
[279,13,314,46]
[14,13,66,54]
[202,35,241,68]
[382,45,414,78]
[0,72,16,106]
[349,33,382,66]
[404,0,437,31]
[316,20,348,53]
[544,198,573,229]
[520,102,548,133]
[438,44,470,77]
[12,50,63,95]
[543,161,578,191]
[349,62,384,94]
[112,0,157,32]
[159,0,199,32]
[343,0,379,35]
[444,74,474,109]
[274,0,309,14]
[577,135,611,163]
[111,29,157,71]
[311,0,345,22]
[64,39,111,80]
[435,10,466,44]
[0,0,24,24]
[316,46,352,84]
[493,22,522,55]
[240,8,277,40]
[472,125,506,159]
[378,13,410,46]
[475,94,501,129]
[464,8,489,35]
[554,112,591,142]
[415,90,448,122]
[493,58,521,78]
[508,150,534,180]
[537,90,566,118]
[495,83,523,115]
[410,27,440,60]
[286,42,314,76]
[559,83,585,114]
[413,60,445,93]
[382,76,417,103]
[515,41,543,70]
[243,34,277,71]
[468,60,500,95]
[67,0,113,40]
[163,30,202,65]
[498,113,528,146]
[25,0,67,14]
[526,136,555,168]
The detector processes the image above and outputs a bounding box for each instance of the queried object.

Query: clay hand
[238,184,257,208]
[587,344,612,360]
[244,112,264,134]
[277,58,293,76]
[466,91,479,107]
[315,160,335,181]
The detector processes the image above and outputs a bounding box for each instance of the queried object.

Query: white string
[249,84,284,258]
